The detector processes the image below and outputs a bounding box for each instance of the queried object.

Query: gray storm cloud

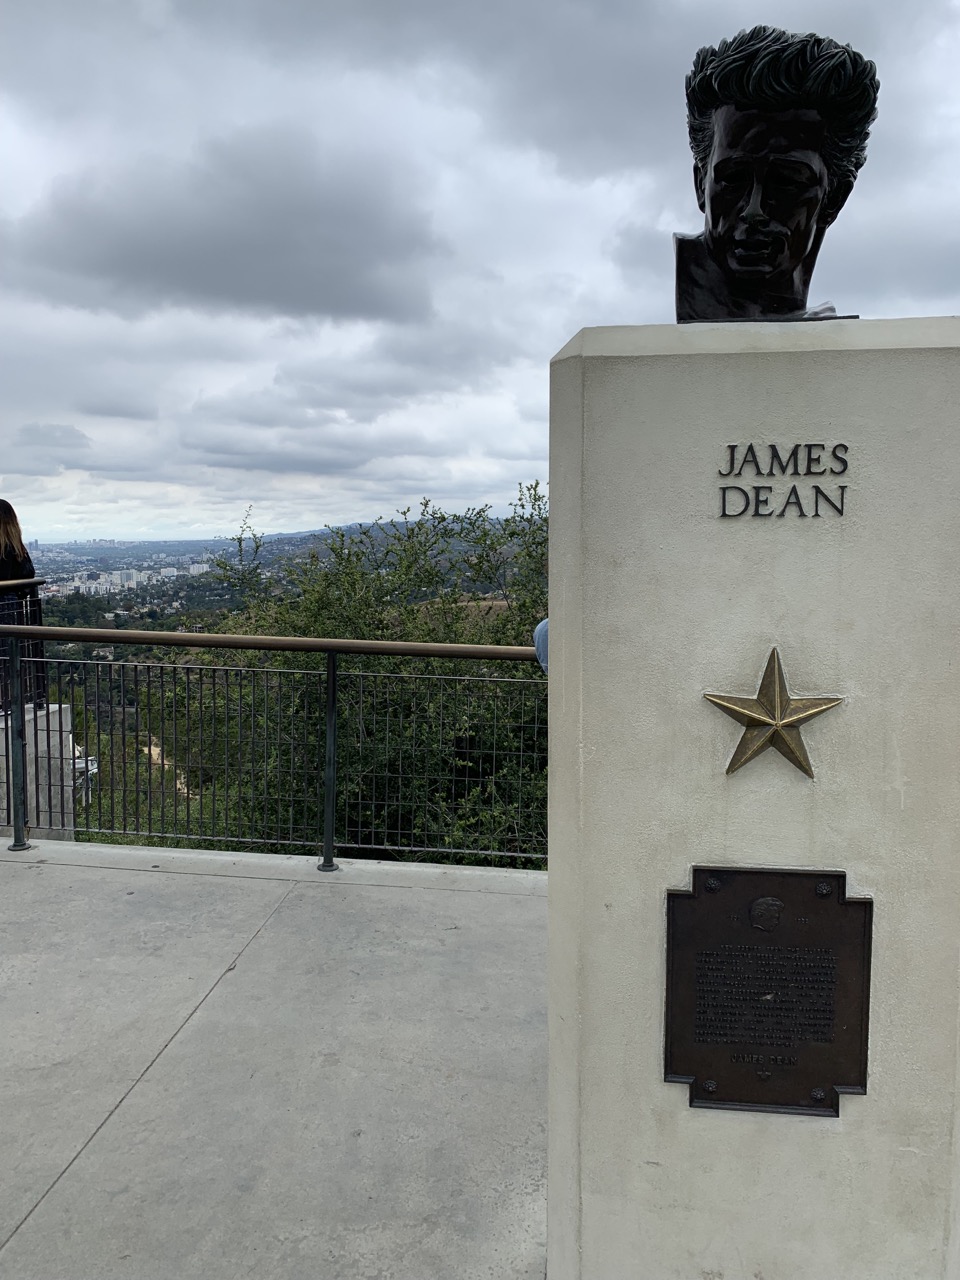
[4,424,92,477]
[4,125,442,322]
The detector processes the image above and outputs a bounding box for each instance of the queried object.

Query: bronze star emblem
[704,648,842,778]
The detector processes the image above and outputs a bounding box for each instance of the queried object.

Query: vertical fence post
[8,635,32,852]
[318,650,339,872]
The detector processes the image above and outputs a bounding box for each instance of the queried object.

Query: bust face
[699,105,831,292]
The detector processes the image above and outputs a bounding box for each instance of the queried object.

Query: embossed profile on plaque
[665,867,872,1116]
[749,896,784,932]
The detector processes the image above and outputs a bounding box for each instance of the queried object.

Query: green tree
[213,506,266,605]
[218,483,545,646]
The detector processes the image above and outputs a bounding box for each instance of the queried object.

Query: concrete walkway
[0,843,547,1280]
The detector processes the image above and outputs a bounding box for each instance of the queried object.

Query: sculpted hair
[686,26,879,198]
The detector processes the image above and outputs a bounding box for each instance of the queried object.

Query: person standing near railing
[0,500,39,711]
[0,501,35,587]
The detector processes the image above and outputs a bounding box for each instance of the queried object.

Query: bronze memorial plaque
[665,868,872,1116]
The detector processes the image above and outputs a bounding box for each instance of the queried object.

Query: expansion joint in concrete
[0,882,300,1257]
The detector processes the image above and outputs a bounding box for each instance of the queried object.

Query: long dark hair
[0,500,28,561]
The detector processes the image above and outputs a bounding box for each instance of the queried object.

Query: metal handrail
[1,623,542,868]
[0,623,538,663]
[0,578,46,591]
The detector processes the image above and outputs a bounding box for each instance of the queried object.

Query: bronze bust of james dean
[676,26,880,323]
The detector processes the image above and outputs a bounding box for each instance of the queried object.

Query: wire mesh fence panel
[1,657,82,837]
[337,669,547,859]
[0,586,44,711]
[1,651,547,861]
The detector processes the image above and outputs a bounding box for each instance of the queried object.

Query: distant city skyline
[29,529,321,548]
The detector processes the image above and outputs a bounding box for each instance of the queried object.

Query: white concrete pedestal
[548,319,960,1279]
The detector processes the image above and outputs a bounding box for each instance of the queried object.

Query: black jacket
[0,549,35,584]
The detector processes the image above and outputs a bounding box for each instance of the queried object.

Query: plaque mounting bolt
[811,1088,827,1103]
[705,878,721,894]
[816,882,833,898]
[703,1080,718,1094]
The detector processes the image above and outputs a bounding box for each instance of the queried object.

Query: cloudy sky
[2,0,959,541]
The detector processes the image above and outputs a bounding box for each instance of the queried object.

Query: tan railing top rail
[0,578,46,591]
[0,622,539,663]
